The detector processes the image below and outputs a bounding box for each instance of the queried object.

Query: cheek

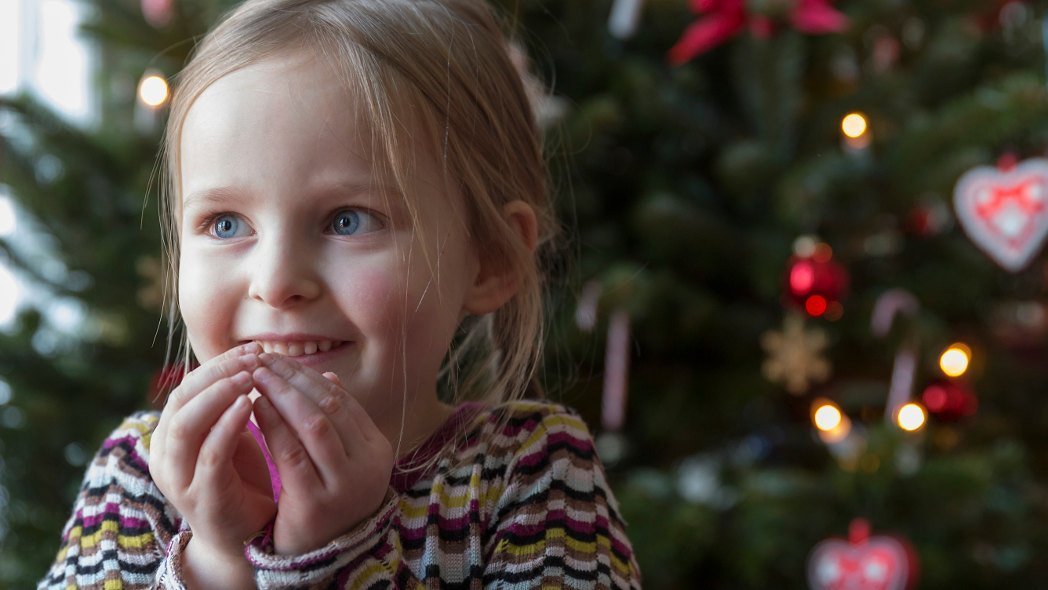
[341,262,453,343]
[178,249,238,361]
[335,265,404,329]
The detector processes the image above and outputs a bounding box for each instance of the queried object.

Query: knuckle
[278,443,309,467]
[198,447,223,469]
[169,418,193,442]
[323,379,343,397]
[304,413,331,436]
[167,386,189,407]
[318,394,342,416]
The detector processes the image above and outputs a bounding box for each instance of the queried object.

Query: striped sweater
[39,400,640,589]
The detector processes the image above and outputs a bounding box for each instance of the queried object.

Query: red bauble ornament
[921,379,978,422]
[808,519,918,590]
[784,248,849,318]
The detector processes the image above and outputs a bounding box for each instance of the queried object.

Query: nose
[247,233,322,308]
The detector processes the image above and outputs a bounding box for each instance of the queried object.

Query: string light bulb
[812,399,851,443]
[841,112,871,152]
[895,402,927,432]
[813,402,842,431]
[939,343,971,378]
[841,112,868,139]
[138,72,170,109]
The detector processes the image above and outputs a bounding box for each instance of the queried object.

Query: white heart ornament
[807,535,911,590]
[953,158,1048,272]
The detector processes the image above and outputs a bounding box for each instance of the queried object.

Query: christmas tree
[4,0,1048,587]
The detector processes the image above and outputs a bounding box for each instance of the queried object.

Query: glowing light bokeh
[789,261,814,293]
[896,403,927,432]
[939,344,971,378]
[805,295,828,317]
[841,112,868,138]
[813,403,842,432]
[138,74,170,108]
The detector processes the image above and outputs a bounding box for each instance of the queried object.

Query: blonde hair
[159,0,555,414]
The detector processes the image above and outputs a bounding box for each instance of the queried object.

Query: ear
[463,200,538,316]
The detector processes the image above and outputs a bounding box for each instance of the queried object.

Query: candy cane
[602,309,632,432]
[870,289,920,423]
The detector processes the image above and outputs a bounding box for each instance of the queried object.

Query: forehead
[181,53,364,181]
[177,51,457,219]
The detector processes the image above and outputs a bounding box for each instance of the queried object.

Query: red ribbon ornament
[668,0,848,65]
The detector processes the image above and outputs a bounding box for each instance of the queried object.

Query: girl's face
[178,52,480,441]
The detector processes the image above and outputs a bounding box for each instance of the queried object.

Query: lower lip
[253,342,352,367]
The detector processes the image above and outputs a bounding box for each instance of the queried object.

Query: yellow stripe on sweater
[397,482,504,518]
[518,415,589,454]
[348,562,394,590]
[67,522,154,550]
[496,529,633,574]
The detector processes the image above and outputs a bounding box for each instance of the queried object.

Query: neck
[377,393,454,459]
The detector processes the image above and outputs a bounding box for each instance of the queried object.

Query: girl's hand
[250,353,394,555]
[150,343,276,584]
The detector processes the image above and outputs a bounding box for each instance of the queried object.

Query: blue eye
[332,210,360,235]
[331,209,382,236]
[211,214,244,239]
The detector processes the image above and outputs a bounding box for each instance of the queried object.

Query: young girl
[39,0,639,588]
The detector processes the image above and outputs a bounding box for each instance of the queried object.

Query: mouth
[245,339,349,359]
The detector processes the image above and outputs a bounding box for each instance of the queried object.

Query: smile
[254,340,345,357]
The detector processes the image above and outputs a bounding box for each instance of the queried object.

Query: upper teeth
[256,340,341,357]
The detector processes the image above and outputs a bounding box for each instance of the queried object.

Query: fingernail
[238,354,260,367]
[232,371,251,386]
[242,342,261,353]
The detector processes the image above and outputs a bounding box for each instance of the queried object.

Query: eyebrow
[182,186,247,210]
[182,182,402,209]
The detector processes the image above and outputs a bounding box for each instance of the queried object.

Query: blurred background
[4,0,1048,587]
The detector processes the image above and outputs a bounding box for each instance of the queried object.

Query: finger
[322,372,342,386]
[162,372,254,488]
[154,342,261,446]
[166,343,262,412]
[259,353,378,445]
[251,391,322,491]
[252,365,351,487]
[194,395,252,488]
